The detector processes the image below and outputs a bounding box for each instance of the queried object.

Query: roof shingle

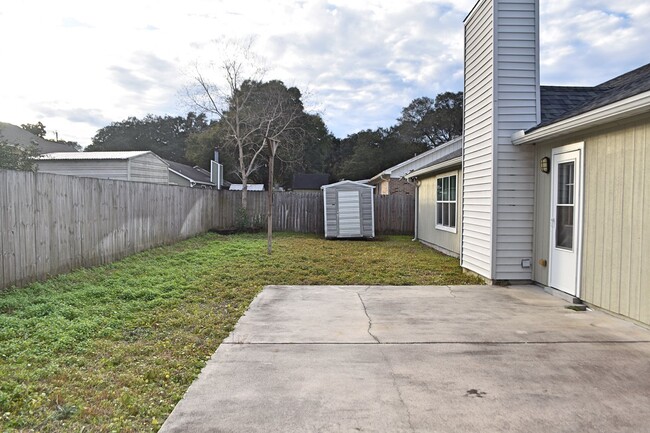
[536,62,650,131]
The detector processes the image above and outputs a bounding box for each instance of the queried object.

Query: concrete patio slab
[160,285,650,433]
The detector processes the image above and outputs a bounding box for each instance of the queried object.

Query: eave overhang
[404,157,462,180]
[512,89,650,145]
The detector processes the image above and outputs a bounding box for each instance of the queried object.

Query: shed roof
[229,184,264,191]
[39,151,157,160]
[165,159,213,185]
[321,180,375,190]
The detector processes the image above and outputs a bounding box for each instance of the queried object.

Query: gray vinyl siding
[417,170,462,257]
[493,0,539,279]
[37,160,129,180]
[462,0,494,277]
[323,183,374,238]
[129,153,169,184]
[533,118,650,326]
[169,171,191,187]
[463,0,539,280]
[38,153,169,185]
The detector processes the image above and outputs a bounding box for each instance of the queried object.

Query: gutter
[369,172,391,184]
[512,89,650,145]
[405,156,462,180]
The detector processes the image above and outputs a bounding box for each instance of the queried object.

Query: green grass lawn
[0,232,483,432]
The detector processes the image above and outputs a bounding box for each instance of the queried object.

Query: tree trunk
[241,177,248,210]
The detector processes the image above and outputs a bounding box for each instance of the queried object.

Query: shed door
[549,146,583,297]
[337,190,362,237]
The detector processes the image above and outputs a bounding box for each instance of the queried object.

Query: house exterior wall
[493,0,539,280]
[463,0,539,281]
[37,160,129,180]
[462,0,495,278]
[129,153,169,184]
[533,116,650,325]
[417,169,462,257]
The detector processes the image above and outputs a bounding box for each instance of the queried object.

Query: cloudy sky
[1,0,649,147]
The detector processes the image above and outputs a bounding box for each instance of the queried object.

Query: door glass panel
[556,161,575,250]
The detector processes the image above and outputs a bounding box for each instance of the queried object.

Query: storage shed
[37,151,169,184]
[321,180,375,239]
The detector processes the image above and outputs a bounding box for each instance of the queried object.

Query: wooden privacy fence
[0,170,221,290]
[374,194,415,235]
[0,169,414,289]
[236,192,415,235]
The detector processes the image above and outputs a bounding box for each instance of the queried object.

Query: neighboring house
[37,151,169,184]
[410,0,650,327]
[291,173,329,192]
[0,122,78,154]
[368,137,462,196]
[229,184,264,191]
[166,159,228,189]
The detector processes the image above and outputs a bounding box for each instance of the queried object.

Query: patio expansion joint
[357,291,381,344]
[221,340,650,345]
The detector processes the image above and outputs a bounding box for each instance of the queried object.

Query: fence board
[0,171,8,288]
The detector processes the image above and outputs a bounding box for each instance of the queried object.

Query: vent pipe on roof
[213,148,219,163]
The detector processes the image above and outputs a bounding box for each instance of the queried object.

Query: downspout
[406,176,419,241]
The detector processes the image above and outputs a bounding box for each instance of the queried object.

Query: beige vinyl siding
[417,170,462,257]
[129,153,169,184]
[493,0,539,279]
[462,0,494,277]
[533,117,650,325]
[37,160,129,180]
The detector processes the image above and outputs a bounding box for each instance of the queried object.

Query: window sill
[435,225,457,234]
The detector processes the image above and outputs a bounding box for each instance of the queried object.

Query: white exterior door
[549,144,583,296]
[337,190,361,237]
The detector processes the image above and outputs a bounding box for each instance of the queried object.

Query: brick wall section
[376,178,415,196]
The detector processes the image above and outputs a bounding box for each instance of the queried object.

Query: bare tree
[187,40,306,249]
[186,39,267,208]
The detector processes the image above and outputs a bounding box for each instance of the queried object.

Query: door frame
[548,142,584,297]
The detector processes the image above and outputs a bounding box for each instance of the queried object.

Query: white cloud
[0,0,648,146]
[540,0,650,85]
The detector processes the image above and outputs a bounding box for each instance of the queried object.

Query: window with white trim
[436,174,457,231]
